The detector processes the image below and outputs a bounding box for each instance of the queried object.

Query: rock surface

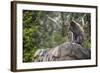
[34,42,91,62]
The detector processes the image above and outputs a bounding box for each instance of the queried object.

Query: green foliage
[23,10,91,62]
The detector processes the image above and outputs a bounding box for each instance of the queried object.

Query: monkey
[69,20,84,45]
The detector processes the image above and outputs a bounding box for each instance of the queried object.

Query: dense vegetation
[23,10,91,62]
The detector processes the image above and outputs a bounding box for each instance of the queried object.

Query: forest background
[23,10,91,62]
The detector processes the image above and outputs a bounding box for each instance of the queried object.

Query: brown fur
[69,20,84,45]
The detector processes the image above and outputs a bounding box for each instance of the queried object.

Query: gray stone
[34,42,91,62]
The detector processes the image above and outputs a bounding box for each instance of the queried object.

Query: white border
[17,3,96,69]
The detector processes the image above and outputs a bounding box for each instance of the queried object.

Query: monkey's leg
[76,35,83,44]
[72,34,77,43]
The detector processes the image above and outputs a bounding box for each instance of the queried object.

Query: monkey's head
[70,20,76,27]
[69,20,76,32]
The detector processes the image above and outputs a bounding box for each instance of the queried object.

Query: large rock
[34,49,47,62]
[34,42,91,62]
